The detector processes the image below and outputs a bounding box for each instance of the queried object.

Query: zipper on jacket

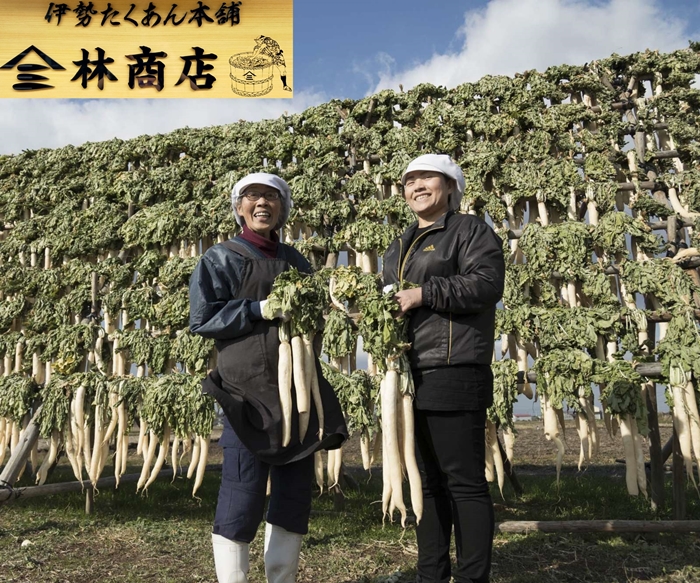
[399,226,441,283]
[447,312,453,364]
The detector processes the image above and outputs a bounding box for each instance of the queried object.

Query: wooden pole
[672,426,686,520]
[643,316,665,510]
[85,487,94,514]
[496,520,700,534]
[0,464,223,504]
[0,405,42,489]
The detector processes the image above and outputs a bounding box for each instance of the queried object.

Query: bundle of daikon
[488,359,519,497]
[593,359,648,496]
[534,349,597,482]
[262,268,326,446]
[357,280,421,527]
[656,308,700,489]
[0,375,38,471]
[320,362,379,487]
[622,261,700,492]
[137,373,216,497]
[36,372,108,487]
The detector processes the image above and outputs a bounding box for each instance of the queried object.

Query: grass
[2,421,700,582]
[2,455,700,583]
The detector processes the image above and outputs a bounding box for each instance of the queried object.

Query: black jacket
[382,211,505,369]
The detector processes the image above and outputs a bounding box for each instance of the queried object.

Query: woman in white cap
[382,155,505,583]
[189,172,347,583]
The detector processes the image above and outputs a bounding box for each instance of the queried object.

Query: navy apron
[201,237,347,465]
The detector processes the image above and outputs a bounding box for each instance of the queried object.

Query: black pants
[213,421,314,543]
[414,408,494,583]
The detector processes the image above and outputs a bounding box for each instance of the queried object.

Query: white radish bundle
[263,268,327,445]
[320,362,379,474]
[655,307,700,490]
[378,356,422,527]
[488,358,519,473]
[485,420,505,498]
[0,374,39,470]
[534,349,597,483]
[594,358,649,496]
[140,374,215,497]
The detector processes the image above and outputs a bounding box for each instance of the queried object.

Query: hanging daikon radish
[540,391,565,484]
[314,450,324,495]
[486,419,505,499]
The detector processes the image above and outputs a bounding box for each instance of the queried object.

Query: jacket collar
[399,210,452,245]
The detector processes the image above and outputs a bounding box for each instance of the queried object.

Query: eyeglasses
[242,191,280,202]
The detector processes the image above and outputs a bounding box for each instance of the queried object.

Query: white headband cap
[401,154,466,212]
[231,172,293,230]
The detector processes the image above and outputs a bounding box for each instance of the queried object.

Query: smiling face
[403,170,453,226]
[236,184,282,238]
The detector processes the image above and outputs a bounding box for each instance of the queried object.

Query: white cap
[231,172,293,230]
[401,154,466,212]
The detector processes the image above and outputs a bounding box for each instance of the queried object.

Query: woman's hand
[393,288,422,318]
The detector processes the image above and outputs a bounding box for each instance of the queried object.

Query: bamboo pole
[496,520,700,534]
[0,464,224,504]
[0,405,42,487]
[672,427,687,520]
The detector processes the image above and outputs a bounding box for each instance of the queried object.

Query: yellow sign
[0,0,293,98]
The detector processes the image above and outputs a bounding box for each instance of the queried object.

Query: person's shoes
[264,522,303,582]
[212,533,249,583]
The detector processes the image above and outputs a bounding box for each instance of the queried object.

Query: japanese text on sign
[0,0,293,98]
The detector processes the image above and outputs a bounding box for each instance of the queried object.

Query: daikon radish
[64,419,82,484]
[360,429,371,471]
[89,404,105,486]
[291,335,310,441]
[171,434,180,483]
[144,424,170,491]
[619,414,639,496]
[305,335,324,440]
[192,434,209,497]
[278,325,293,447]
[541,392,565,483]
[401,394,422,524]
[484,435,494,483]
[381,424,392,522]
[36,429,60,486]
[187,435,200,480]
[314,450,324,495]
[136,417,147,457]
[502,426,515,464]
[137,430,158,492]
[487,420,505,498]
[381,369,406,526]
[326,449,335,488]
[0,418,7,467]
[74,383,86,459]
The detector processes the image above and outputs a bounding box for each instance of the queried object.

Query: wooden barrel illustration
[229,52,274,96]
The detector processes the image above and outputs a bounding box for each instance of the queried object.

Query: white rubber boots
[264,523,303,583]
[212,524,303,583]
[212,533,250,583]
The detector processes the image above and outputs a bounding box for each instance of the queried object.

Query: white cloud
[0,92,325,155]
[372,0,693,93]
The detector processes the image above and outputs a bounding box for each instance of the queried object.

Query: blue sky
[3,0,699,154]
[293,0,485,97]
